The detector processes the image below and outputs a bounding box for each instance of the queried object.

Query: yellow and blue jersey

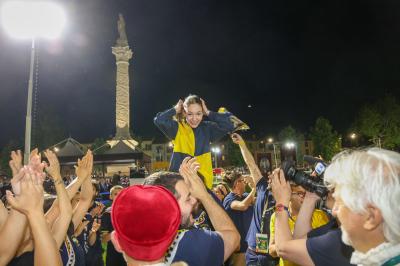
[154,108,235,188]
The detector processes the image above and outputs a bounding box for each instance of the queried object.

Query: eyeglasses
[292,192,306,197]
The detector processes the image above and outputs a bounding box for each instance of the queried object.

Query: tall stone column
[112,46,132,139]
[110,14,137,148]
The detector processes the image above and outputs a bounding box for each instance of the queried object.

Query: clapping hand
[6,167,44,216]
[75,150,93,180]
[44,150,62,183]
[179,157,206,200]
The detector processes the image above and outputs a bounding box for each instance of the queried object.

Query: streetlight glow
[211,147,221,154]
[268,138,273,143]
[1,1,66,39]
[1,1,66,164]
[285,142,295,149]
[350,133,357,140]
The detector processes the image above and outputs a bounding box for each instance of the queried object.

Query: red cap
[111,185,181,261]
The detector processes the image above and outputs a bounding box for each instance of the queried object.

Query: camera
[281,156,329,198]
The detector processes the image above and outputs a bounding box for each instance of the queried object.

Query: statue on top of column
[116,13,129,47]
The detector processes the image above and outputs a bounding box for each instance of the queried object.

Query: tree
[34,110,67,150]
[224,141,245,167]
[90,138,107,153]
[0,140,23,176]
[355,95,400,149]
[309,117,342,161]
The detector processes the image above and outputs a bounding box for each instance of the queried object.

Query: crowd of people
[0,95,399,266]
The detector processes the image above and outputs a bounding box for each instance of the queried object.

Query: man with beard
[324,148,400,266]
[143,157,240,266]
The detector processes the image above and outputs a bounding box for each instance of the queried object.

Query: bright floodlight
[1,1,66,39]
[285,142,295,149]
[212,147,221,154]
[350,133,357,139]
[268,138,273,143]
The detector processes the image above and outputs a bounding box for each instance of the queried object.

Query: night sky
[1,0,400,148]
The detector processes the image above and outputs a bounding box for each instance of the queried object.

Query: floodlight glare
[1,1,66,39]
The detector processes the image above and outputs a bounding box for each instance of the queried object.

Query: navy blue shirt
[60,235,85,266]
[246,178,275,249]
[172,229,224,266]
[306,229,355,266]
[223,192,253,252]
[245,177,276,265]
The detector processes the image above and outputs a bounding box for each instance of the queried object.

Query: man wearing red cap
[143,157,240,266]
[110,185,181,265]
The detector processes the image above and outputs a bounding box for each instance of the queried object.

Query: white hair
[324,148,400,243]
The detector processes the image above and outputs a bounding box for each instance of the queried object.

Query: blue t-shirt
[245,177,275,249]
[172,229,224,266]
[223,192,253,252]
[306,229,355,266]
[245,177,277,265]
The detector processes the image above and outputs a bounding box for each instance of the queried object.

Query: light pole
[211,146,221,168]
[1,1,66,164]
[268,138,278,169]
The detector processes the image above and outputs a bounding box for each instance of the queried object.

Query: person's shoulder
[184,228,222,240]
[175,229,224,265]
[223,192,236,208]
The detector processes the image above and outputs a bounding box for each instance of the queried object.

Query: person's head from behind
[224,171,246,195]
[183,94,203,128]
[143,171,197,229]
[110,185,123,201]
[324,148,400,253]
[111,185,181,264]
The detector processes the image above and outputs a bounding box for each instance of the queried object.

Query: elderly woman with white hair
[324,148,400,266]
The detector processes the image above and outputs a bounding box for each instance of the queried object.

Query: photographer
[270,168,354,266]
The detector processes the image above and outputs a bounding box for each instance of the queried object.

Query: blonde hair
[324,148,400,243]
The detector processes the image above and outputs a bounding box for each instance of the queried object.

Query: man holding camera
[270,167,354,266]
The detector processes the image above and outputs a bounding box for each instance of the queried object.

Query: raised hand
[74,150,93,180]
[91,218,101,233]
[9,150,23,178]
[200,98,210,115]
[44,150,62,182]
[231,133,244,145]
[174,99,183,114]
[179,157,207,200]
[90,203,105,218]
[6,168,44,216]
[29,149,43,171]
[270,168,291,206]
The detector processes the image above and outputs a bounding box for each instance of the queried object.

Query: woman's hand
[174,99,183,114]
[200,98,210,115]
